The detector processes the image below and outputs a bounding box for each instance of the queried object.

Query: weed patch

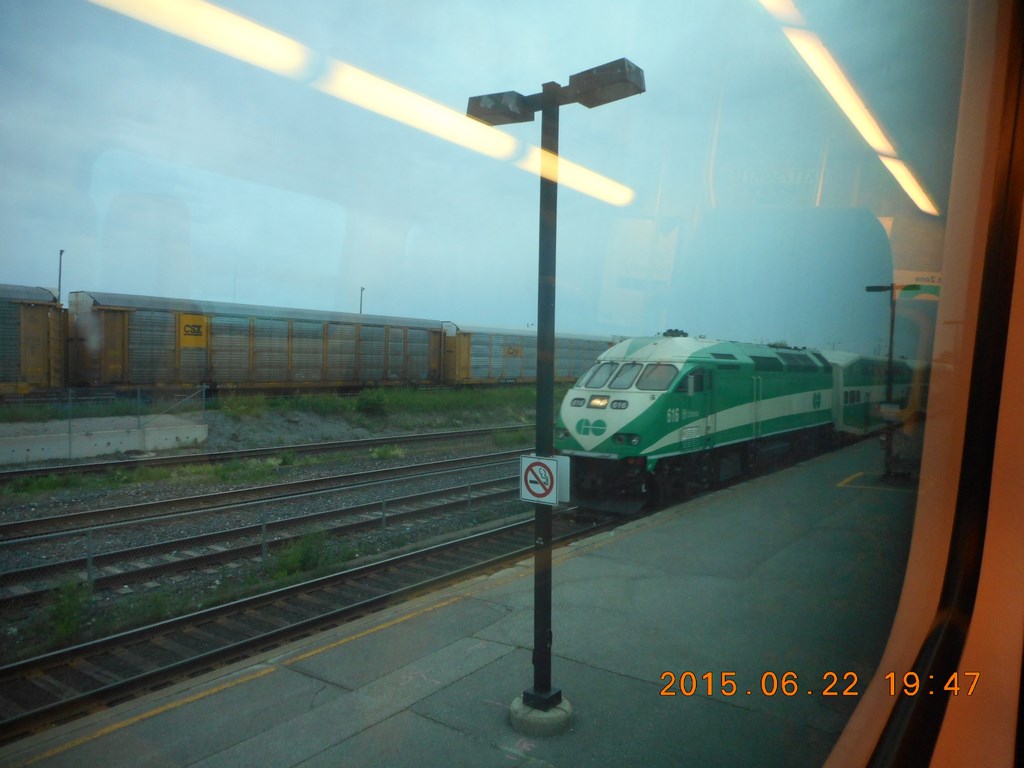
[369,445,405,460]
[216,395,269,420]
[355,389,388,417]
[271,533,328,580]
[48,581,92,643]
[213,459,278,486]
[491,426,534,448]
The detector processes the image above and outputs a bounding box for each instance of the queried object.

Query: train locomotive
[554,332,921,512]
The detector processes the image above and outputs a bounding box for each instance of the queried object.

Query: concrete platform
[0,439,915,768]
[0,415,208,465]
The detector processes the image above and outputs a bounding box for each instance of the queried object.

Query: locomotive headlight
[613,432,641,446]
[556,428,570,440]
[588,395,609,409]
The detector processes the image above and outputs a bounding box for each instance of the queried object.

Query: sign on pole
[520,455,570,505]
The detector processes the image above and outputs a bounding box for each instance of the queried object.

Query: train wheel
[652,460,687,505]
[692,452,713,492]
[744,443,759,475]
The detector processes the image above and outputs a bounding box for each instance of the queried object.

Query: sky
[0,0,964,356]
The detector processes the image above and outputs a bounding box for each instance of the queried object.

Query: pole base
[510,693,573,737]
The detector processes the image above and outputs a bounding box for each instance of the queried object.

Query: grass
[4,386,549,427]
[1,386,550,501]
[491,426,534,449]
[0,457,285,501]
[270,532,329,580]
[2,532,365,662]
[369,445,405,460]
[49,580,92,643]
[0,392,206,424]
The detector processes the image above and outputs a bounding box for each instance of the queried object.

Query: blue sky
[0,0,961,355]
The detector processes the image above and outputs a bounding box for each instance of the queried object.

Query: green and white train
[554,333,922,512]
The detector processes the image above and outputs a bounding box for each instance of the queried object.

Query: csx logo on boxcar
[183,324,204,336]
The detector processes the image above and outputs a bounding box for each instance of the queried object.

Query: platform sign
[520,455,570,505]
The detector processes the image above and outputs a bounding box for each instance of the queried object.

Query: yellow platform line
[838,471,865,487]
[12,667,277,768]
[838,471,917,493]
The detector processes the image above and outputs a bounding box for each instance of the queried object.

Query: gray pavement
[0,439,915,768]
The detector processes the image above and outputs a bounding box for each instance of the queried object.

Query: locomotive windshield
[608,362,643,389]
[577,360,679,391]
[635,363,679,391]
[581,361,618,388]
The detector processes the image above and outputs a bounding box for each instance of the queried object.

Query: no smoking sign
[519,455,571,506]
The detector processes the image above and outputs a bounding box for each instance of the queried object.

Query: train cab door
[691,368,714,442]
[677,367,713,449]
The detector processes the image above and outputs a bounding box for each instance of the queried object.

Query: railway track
[0,470,520,606]
[0,424,532,484]
[0,508,614,744]
[0,448,529,539]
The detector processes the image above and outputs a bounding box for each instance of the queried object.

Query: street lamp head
[467,90,535,126]
[865,284,891,292]
[568,58,645,108]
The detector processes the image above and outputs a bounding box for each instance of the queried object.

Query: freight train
[554,332,926,512]
[0,285,614,396]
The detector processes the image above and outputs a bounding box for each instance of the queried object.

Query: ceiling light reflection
[772,15,940,217]
[88,0,309,78]
[878,156,940,216]
[87,0,632,205]
[516,147,635,207]
[756,0,806,27]
[782,27,896,156]
[314,62,518,161]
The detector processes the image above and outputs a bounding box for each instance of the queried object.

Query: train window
[675,368,706,394]
[573,364,599,387]
[777,351,817,371]
[583,361,618,388]
[608,361,642,389]
[750,355,785,372]
[636,363,679,391]
[811,352,832,372]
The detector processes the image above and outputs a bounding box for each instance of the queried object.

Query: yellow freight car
[68,291,444,391]
[441,323,614,386]
[0,284,65,395]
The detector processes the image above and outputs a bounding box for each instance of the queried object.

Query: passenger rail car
[0,284,65,396]
[554,334,922,512]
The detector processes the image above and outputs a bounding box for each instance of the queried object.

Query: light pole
[468,58,644,729]
[865,282,920,474]
[58,249,64,304]
[359,286,365,314]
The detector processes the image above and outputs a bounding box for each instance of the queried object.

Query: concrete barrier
[0,416,208,465]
